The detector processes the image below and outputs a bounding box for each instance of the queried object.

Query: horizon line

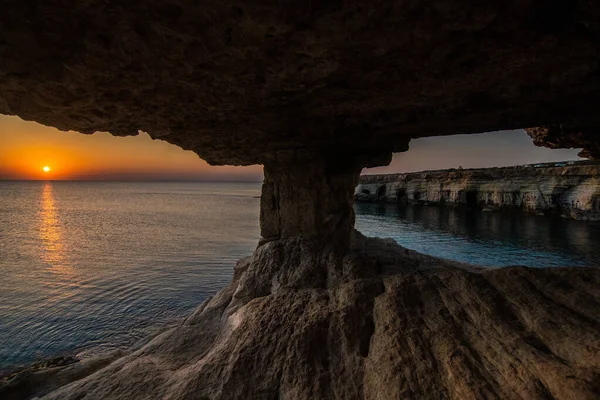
[0,178,264,183]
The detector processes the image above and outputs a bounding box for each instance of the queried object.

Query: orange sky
[0,115,263,181]
[0,115,582,181]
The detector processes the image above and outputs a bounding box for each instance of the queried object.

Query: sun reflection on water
[39,183,74,276]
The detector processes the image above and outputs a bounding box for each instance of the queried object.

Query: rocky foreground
[3,2,600,398]
[2,232,592,400]
[356,161,600,220]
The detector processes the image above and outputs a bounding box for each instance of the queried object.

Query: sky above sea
[0,115,581,181]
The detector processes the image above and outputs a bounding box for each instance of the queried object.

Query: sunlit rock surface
[356,162,600,220]
[36,233,600,400]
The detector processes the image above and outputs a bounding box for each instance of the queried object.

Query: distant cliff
[355,161,600,220]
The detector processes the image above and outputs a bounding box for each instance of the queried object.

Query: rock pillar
[259,160,361,247]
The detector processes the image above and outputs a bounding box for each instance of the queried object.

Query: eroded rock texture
[2,2,600,399]
[38,233,600,400]
[357,162,600,220]
[260,161,362,245]
[527,127,600,160]
[2,1,600,165]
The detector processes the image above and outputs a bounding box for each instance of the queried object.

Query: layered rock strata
[356,162,600,220]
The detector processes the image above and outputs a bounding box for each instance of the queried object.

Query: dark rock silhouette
[2,1,600,165]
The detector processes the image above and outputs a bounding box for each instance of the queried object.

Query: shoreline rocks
[356,161,600,220]
[0,352,123,400]
[31,232,600,400]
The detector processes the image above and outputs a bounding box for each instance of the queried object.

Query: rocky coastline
[356,161,600,220]
[3,2,600,398]
[0,353,122,400]
[7,231,596,400]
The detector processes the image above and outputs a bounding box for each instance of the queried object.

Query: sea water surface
[1,181,599,371]
[355,202,600,267]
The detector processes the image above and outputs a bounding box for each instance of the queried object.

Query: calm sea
[1,181,599,371]
[355,202,600,267]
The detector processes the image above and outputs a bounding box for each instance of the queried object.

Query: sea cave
[1,1,600,399]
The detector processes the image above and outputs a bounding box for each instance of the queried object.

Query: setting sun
[43,166,51,173]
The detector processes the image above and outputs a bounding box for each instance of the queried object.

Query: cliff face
[356,163,600,220]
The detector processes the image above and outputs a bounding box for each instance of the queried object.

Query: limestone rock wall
[356,162,600,220]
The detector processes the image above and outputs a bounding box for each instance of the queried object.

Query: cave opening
[361,189,371,195]
[440,190,451,205]
[466,190,479,208]
[396,188,407,202]
[512,190,522,206]
[377,185,386,199]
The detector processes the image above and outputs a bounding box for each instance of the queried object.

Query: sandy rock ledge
[34,232,600,400]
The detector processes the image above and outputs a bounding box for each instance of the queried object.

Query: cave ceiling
[1,0,600,166]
